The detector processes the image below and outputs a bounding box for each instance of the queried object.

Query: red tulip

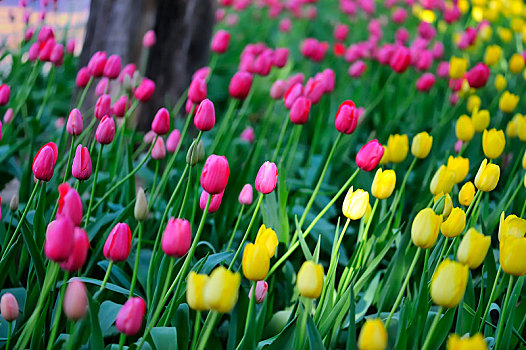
[116,297,146,336]
[58,183,83,226]
[255,161,278,194]
[45,217,74,262]
[151,107,170,135]
[356,139,384,171]
[335,100,358,134]
[161,218,191,257]
[72,145,92,180]
[416,73,436,92]
[103,223,132,262]
[96,116,115,144]
[33,142,58,181]
[466,63,490,89]
[194,98,215,131]
[289,97,311,125]
[60,228,90,272]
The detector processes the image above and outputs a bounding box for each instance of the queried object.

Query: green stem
[245,281,256,333]
[84,144,104,228]
[210,98,239,153]
[151,160,160,204]
[226,205,245,251]
[294,298,312,349]
[503,174,523,213]
[190,311,202,350]
[356,198,379,267]
[99,261,114,293]
[129,222,143,298]
[495,276,515,349]
[35,66,55,122]
[118,333,126,350]
[421,307,444,350]
[76,76,93,110]
[196,311,220,350]
[46,272,70,350]
[479,266,502,333]
[6,322,12,350]
[271,118,289,163]
[176,163,193,218]
[63,135,76,183]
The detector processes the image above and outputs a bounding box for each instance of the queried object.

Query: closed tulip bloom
[447,333,487,350]
[116,297,146,336]
[75,67,90,88]
[33,142,58,181]
[95,94,111,120]
[441,207,466,238]
[28,42,40,61]
[255,224,278,257]
[45,217,74,262]
[200,155,230,194]
[334,100,358,134]
[430,259,469,308]
[500,234,526,276]
[187,272,209,311]
[297,260,324,299]
[499,91,519,113]
[411,208,442,249]
[0,293,19,322]
[134,187,149,221]
[509,53,525,74]
[60,228,90,272]
[498,212,526,241]
[72,145,92,181]
[151,107,170,135]
[516,114,526,141]
[66,109,83,135]
[457,228,491,269]
[103,54,122,79]
[357,319,388,350]
[87,51,107,77]
[284,83,303,109]
[242,243,270,281]
[151,137,166,160]
[103,223,132,262]
[447,156,469,183]
[449,56,468,79]
[458,181,475,206]
[273,48,289,68]
[57,183,83,226]
[495,74,507,91]
[134,78,155,102]
[249,280,268,304]
[389,46,411,73]
[466,95,481,113]
[113,95,128,118]
[289,97,311,125]
[475,159,500,192]
[411,131,433,158]
[356,139,384,171]
[255,161,278,194]
[0,84,11,105]
[270,80,288,100]
[371,169,396,199]
[96,116,115,144]
[456,115,475,142]
[188,77,207,104]
[240,126,255,143]
[95,78,109,97]
[430,165,456,195]
[342,187,369,220]
[348,60,367,77]
[166,129,181,153]
[203,266,241,313]
[63,279,88,320]
[416,73,436,92]
[162,218,191,258]
[238,184,253,205]
[143,30,156,47]
[194,99,215,131]
[211,30,230,53]
[229,71,253,100]
[466,63,490,88]
[484,45,502,66]
[482,129,505,159]
[3,108,13,124]
[39,38,56,61]
[434,193,453,218]
[200,190,224,213]
[471,109,490,132]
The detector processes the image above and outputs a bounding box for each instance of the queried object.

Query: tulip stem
[6,322,12,350]
[479,266,502,333]
[76,76,93,110]
[356,198,379,268]
[421,307,443,350]
[129,222,143,298]
[294,297,312,350]
[35,66,55,122]
[271,119,289,163]
[151,161,160,203]
[1,180,40,260]
[196,311,220,350]
[504,174,523,213]
[99,261,114,293]
[46,272,69,350]
[210,98,239,154]
[385,247,422,327]
[190,311,201,350]
[63,135,76,183]
[226,204,245,251]
[228,193,264,271]
[176,164,193,218]
[84,144,104,228]
[117,333,126,350]
[495,275,515,349]
[245,281,257,333]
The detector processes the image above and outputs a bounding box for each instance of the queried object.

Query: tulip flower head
[229,71,253,100]
[446,156,469,184]
[162,218,191,258]
[189,77,207,104]
[72,145,92,181]
[334,100,358,134]
[59,228,90,272]
[134,78,155,102]
[103,223,132,262]
[194,99,215,131]
[249,280,268,303]
[255,224,278,258]
[200,190,224,213]
[255,161,278,194]
[243,243,270,281]
[457,228,490,269]
[203,266,241,313]
[0,293,19,322]
[446,333,487,350]
[238,184,253,205]
[455,115,475,142]
[343,187,369,220]
[200,155,229,195]
[297,260,324,299]
[33,142,58,181]
[45,217,74,262]
[371,169,396,199]
[66,109,83,136]
[475,159,500,192]
[482,129,505,159]
[471,109,490,132]
[167,129,181,153]
[356,139,384,171]
[430,259,468,308]
[151,107,170,135]
[96,116,115,145]
[441,207,466,238]
[499,91,519,113]
[187,272,209,311]
[430,165,456,195]
[357,319,388,350]
[411,208,442,248]
[411,131,433,159]
[116,297,146,336]
[386,134,409,163]
[63,279,88,320]
[57,183,83,226]
[151,137,166,160]
[289,97,311,125]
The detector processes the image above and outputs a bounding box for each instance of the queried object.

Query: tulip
[143,30,156,47]
[3,108,13,124]
[273,48,289,68]
[39,38,55,61]
[188,77,207,104]
[151,137,166,160]
[134,187,149,222]
[0,293,19,322]
[371,169,396,200]
[10,194,18,212]
[385,134,408,163]
[466,63,490,88]
[63,279,88,320]
[162,218,191,258]
[211,30,230,53]
[430,259,469,308]
[389,46,411,73]
[297,260,324,299]
[103,55,121,79]
[186,140,205,166]
[116,297,146,336]
[471,109,490,132]
[238,184,253,205]
[103,223,132,262]
[113,95,128,118]
[430,165,456,195]
[484,45,501,66]
[349,60,367,77]
[499,91,519,113]
[284,83,303,109]
[509,53,525,74]
[76,67,90,88]
[457,228,491,269]
[45,217,74,262]
[28,42,40,61]
[242,243,270,281]
[249,280,268,303]
[255,224,278,258]
[289,97,311,125]
[357,319,388,350]
[33,142,58,181]
[240,126,255,143]
[200,155,230,195]
[498,212,526,241]
[455,115,475,142]
[434,193,453,218]
[151,107,170,135]
[166,129,181,153]
[60,228,90,272]
[96,79,109,96]
[87,51,107,77]
[57,183,83,226]
[94,94,112,120]
[411,208,442,249]
[187,272,209,311]
[270,80,288,100]
[203,266,241,313]
[482,129,505,159]
[194,99,215,131]
[474,159,500,192]
[0,84,11,106]
[495,74,507,91]
[96,116,115,144]
[255,161,278,194]
[200,190,224,213]
[467,95,481,113]
[334,100,358,134]
[416,73,436,92]
[449,56,468,79]
[72,145,92,181]
[458,181,475,206]
[446,333,487,350]
[356,139,384,171]
[446,156,469,184]
[441,207,466,238]
[411,131,433,159]
[500,234,526,276]
[66,38,75,54]
[229,71,253,100]
[66,109,83,136]
[516,114,526,141]
[342,187,369,221]
[134,78,155,102]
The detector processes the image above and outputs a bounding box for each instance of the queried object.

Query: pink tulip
[194,99,215,131]
[37,25,54,42]
[454,140,463,153]
[143,130,157,144]
[55,118,66,130]
[143,30,156,48]
[66,38,75,54]
[349,60,367,77]
[211,30,230,53]
[449,92,459,106]
[28,42,40,61]
[151,137,166,160]
[167,129,181,153]
[229,71,253,100]
[249,280,268,303]
[24,27,35,41]
[279,18,291,32]
[33,142,58,181]
[255,161,278,194]
[95,78,109,97]
[240,126,255,143]
[466,63,490,89]
[0,84,11,106]
[58,183,83,226]
[200,155,230,194]
[415,50,432,71]
[270,80,288,100]
[284,83,303,109]
[152,107,170,135]
[289,97,311,125]
[95,94,112,120]
[431,41,444,58]
[50,43,64,66]
[273,48,289,68]
[392,8,407,23]
[188,77,207,104]
[103,223,132,262]
[416,73,436,92]
[87,51,107,77]
[335,100,358,134]
[39,38,55,61]
[238,184,253,205]
[113,95,128,118]
[390,46,411,73]
[200,190,224,213]
[304,78,325,104]
[60,228,90,272]
[321,69,336,92]
[45,217,74,262]
[63,279,88,320]
[116,297,146,336]
[103,55,122,79]
[418,21,436,39]
[76,67,90,88]
[3,108,13,124]
[334,24,349,41]
[67,109,83,136]
[119,64,136,83]
[134,78,155,102]
[356,139,384,171]
[72,145,92,181]
[0,293,19,322]
[161,218,191,257]
[436,61,450,78]
[96,116,115,145]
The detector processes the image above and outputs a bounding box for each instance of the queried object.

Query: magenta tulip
[356,139,384,171]
[45,217,74,262]
[161,218,191,257]
[33,142,58,181]
[72,145,92,181]
[200,155,230,194]
[103,223,132,262]
[255,161,278,194]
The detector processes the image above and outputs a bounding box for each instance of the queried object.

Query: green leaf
[306,314,325,349]
[294,216,312,261]
[20,220,45,288]
[259,316,297,350]
[151,327,178,350]
[88,295,105,350]
[174,304,190,347]
[346,288,356,350]
[99,301,122,336]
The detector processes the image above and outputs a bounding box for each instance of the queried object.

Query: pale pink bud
[255,161,278,194]
[151,137,166,160]
[240,126,255,143]
[349,60,367,77]
[3,108,13,124]
[0,293,19,322]
[63,279,88,320]
[270,80,288,100]
[238,184,253,205]
[116,297,146,336]
[167,129,181,153]
[249,280,268,303]
[66,108,83,135]
[143,130,156,144]
[455,140,463,153]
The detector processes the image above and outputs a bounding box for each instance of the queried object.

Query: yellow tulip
[498,27,513,42]
[456,115,475,142]
[512,18,525,33]
[484,45,502,66]
[474,159,500,192]
[482,129,505,159]
[203,266,241,313]
[446,333,488,350]
[495,74,507,91]
[434,193,453,218]
[514,114,526,141]
[498,212,526,241]
[523,151,526,170]
[387,134,409,163]
[411,132,433,159]
[255,224,279,258]
[242,243,270,281]
[430,165,456,195]
[499,91,519,113]
[297,261,324,299]
[411,208,442,249]
[500,234,526,276]
[441,207,466,238]
[458,181,476,206]
[506,115,519,138]
[509,53,525,74]
[447,156,469,183]
[187,272,209,311]
[471,109,490,132]
[430,259,469,308]
[479,24,492,41]
[457,228,491,269]
[379,145,390,165]
[342,187,369,220]
[466,95,481,113]
[371,169,396,199]
[449,56,468,79]
[357,319,388,350]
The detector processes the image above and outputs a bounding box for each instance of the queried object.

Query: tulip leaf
[88,295,105,350]
[258,316,297,350]
[20,219,45,288]
[174,304,190,346]
[99,300,122,336]
[306,314,324,350]
[73,277,130,296]
[346,287,357,350]
[294,216,313,261]
[151,327,178,350]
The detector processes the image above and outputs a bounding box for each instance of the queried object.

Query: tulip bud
[72,145,92,181]
[242,243,270,281]
[466,63,490,89]
[482,129,505,159]
[466,95,481,114]
[58,183,83,226]
[0,293,19,322]
[458,181,475,206]
[10,194,18,212]
[297,260,324,299]
[50,43,64,66]
[103,223,132,262]
[194,98,215,131]
[45,217,74,262]
[143,30,156,47]
[449,56,468,79]
[411,208,442,249]
[59,228,90,272]
[39,38,55,61]
[284,83,302,109]
[500,234,526,276]
[430,259,468,308]
[167,129,181,153]
[66,109,83,136]
[484,45,501,66]
[211,30,230,53]
[455,115,475,142]
[334,100,358,134]
[249,280,268,304]
[87,51,107,77]
[66,38,75,54]
[447,333,487,349]
[188,78,207,104]
[270,80,288,100]
[357,319,388,350]
[509,53,525,74]
[186,139,205,166]
[475,159,500,192]
[199,190,224,213]
[116,297,146,336]
[495,74,507,91]
[389,46,411,73]
[440,207,466,238]
[76,67,90,88]
[255,161,278,194]
[386,134,409,163]
[499,91,519,113]
[113,95,128,118]
[96,116,115,144]
[187,272,209,311]
[371,169,396,200]
[411,132,433,158]
[151,137,166,160]
[342,187,369,220]
[203,266,241,313]
[416,72,436,92]
[63,279,88,321]
[200,155,229,194]
[356,139,384,172]
[132,187,148,222]
[103,55,122,79]
[28,42,40,61]
[238,184,253,205]
[162,218,192,258]
[255,224,278,257]
[229,71,253,100]
[499,212,526,242]
[33,142,58,181]
[457,228,490,269]
[430,165,456,195]
[273,48,289,68]
[3,108,13,124]
[240,126,255,143]
[0,84,11,106]
[289,97,311,125]
[95,94,112,120]
[446,156,469,184]
[151,108,170,135]
[134,78,155,102]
